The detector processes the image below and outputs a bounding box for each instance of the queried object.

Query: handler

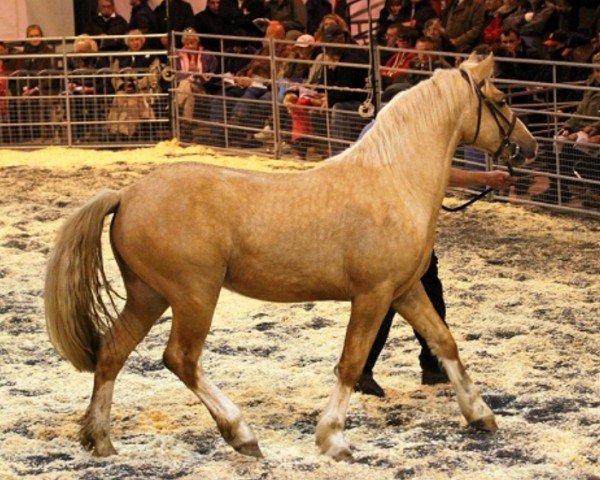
[354,118,513,397]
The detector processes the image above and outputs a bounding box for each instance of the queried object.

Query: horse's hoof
[235,441,264,458]
[469,416,498,432]
[326,445,353,462]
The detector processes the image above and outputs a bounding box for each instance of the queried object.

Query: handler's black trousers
[363,251,448,374]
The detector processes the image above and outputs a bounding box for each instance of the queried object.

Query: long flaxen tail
[45,189,122,372]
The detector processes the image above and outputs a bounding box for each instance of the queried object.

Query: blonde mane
[342,68,471,167]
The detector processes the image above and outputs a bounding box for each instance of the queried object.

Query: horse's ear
[467,53,495,84]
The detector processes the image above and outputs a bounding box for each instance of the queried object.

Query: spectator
[227,21,288,146]
[0,42,9,129]
[380,24,418,89]
[174,28,217,141]
[439,0,486,52]
[503,0,557,52]
[84,0,128,52]
[218,0,266,39]
[377,0,404,44]
[396,0,438,35]
[541,29,569,60]
[194,0,227,52]
[318,23,369,154]
[551,52,600,203]
[499,26,542,80]
[67,36,101,142]
[306,0,332,35]
[107,29,161,140]
[128,0,158,36]
[266,0,308,34]
[423,17,457,52]
[481,0,504,45]
[18,25,57,142]
[314,14,356,45]
[206,29,258,145]
[154,0,195,48]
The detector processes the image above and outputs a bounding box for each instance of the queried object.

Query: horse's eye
[497,99,507,107]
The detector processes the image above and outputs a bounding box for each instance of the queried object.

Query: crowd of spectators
[0,0,598,203]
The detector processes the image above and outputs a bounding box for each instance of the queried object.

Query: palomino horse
[45,54,537,461]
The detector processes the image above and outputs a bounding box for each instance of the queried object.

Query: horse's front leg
[393,282,497,431]
[316,289,392,461]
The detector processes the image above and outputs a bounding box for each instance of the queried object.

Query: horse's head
[459,53,538,169]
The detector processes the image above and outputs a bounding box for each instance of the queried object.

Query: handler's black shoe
[354,373,385,397]
[421,366,450,385]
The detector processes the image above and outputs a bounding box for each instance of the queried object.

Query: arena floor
[0,143,598,480]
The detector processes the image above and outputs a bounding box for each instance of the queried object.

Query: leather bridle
[460,69,521,175]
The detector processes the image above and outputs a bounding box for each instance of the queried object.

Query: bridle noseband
[459,69,520,175]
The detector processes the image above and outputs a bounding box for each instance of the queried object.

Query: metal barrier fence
[1,33,598,217]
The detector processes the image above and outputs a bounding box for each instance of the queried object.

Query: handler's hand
[484,170,514,190]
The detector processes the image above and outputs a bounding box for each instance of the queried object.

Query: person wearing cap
[542,29,568,60]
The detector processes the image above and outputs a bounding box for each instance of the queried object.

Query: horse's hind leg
[316,289,392,461]
[80,274,169,456]
[393,282,497,431]
[163,286,262,458]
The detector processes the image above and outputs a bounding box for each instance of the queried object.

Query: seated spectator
[154,0,195,49]
[439,0,486,53]
[423,17,456,53]
[499,26,543,80]
[380,24,418,89]
[396,0,438,35]
[107,30,161,140]
[174,28,217,141]
[66,36,101,142]
[17,25,57,142]
[503,0,557,52]
[279,34,316,88]
[314,13,356,45]
[194,0,227,52]
[383,35,452,98]
[266,0,308,34]
[377,0,404,44]
[0,42,9,128]
[316,24,369,154]
[227,21,287,146]
[550,53,600,204]
[84,0,128,52]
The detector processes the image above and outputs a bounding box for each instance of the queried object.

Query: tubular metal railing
[0,33,598,217]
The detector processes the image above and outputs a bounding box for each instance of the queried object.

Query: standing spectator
[481,0,504,45]
[503,0,557,52]
[154,0,195,48]
[218,0,266,39]
[377,0,404,44]
[439,0,486,52]
[195,0,227,52]
[306,0,332,35]
[266,0,308,34]
[128,0,158,36]
[84,0,128,52]
[397,0,438,35]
